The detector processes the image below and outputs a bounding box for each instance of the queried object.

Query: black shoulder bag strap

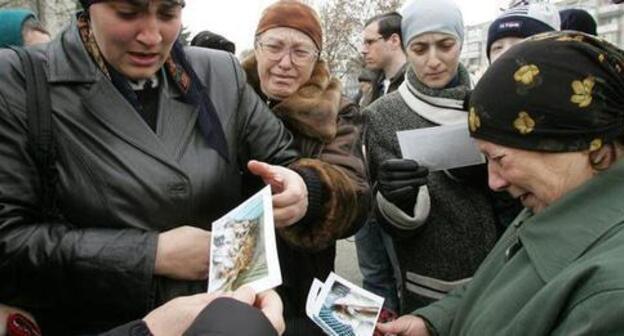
[10,46,58,220]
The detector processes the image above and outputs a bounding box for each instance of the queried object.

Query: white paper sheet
[397,123,485,172]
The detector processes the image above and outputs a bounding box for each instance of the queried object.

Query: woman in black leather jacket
[0,0,324,334]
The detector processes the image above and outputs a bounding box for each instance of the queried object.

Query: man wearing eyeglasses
[354,11,407,319]
[241,1,370,335]
[360,12,407,106]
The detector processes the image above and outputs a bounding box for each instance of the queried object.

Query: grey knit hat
[400,0,464,49]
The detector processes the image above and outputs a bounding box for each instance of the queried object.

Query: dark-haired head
[191,30,236,54]
[365,12,403,42]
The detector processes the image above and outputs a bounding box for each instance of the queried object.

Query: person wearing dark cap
[378,30,624,336]
[0,9,50,48]
[191,30,236,54]
[242,0,370,334]
[560,8,597,36]
[0,0,337,334]
[487,2,560,63]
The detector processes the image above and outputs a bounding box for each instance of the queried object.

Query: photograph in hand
[307,272,384,336]
[208,186,282,294]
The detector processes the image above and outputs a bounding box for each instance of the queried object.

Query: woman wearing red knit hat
[242,1,370,334]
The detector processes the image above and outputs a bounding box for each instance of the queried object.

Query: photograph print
[208,185,281,294]
[314,273,384,336]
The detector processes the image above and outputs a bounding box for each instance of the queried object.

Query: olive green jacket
[415,159,624,335]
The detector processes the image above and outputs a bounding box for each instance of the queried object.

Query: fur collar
[242,55,342,142]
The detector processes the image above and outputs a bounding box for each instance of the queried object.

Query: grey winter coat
[0,24,297,334]
[364,66,500,313]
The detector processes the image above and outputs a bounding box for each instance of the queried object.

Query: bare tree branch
[319,0,403,93]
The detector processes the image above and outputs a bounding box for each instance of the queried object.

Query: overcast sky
[182,0,503,53]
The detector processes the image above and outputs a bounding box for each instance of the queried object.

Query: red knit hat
[255,0,323,51]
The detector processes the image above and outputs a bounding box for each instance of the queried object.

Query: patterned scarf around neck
[77,13,229,161]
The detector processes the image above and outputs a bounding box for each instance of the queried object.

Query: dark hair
[21,17,50,37]
[191,30,236,54]
[365,12,402,42]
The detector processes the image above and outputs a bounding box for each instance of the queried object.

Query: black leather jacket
[0,23,297,334]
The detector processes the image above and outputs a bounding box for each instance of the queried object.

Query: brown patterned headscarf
[468,31,624,152]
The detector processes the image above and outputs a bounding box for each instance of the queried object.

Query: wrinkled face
[406,32,461,89]
[88,0,182,80]
[22,29,50,46]
[361,21,391,71]
[255,27,318,100]
[489,37,523,63]
[477,140,594,214]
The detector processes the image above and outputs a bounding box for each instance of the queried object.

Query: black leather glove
[377,159,429,213]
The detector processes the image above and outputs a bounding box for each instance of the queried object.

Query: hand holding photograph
[307,272,384,336]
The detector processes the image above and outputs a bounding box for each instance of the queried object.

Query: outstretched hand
[248,160,308,228]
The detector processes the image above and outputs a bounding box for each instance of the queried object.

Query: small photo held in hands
[312,273,384,336]
[208,186,281,294]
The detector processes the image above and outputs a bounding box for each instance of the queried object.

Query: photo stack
[306,272,384,336]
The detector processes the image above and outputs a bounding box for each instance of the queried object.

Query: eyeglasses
[256,41,319,66]
[362,36,385,47]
